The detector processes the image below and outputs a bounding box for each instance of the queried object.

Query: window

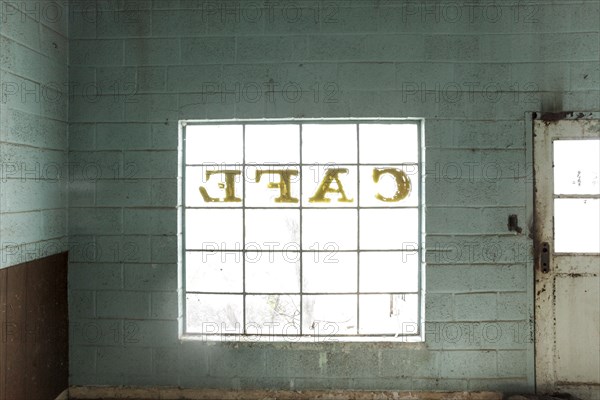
[181,119,425,341]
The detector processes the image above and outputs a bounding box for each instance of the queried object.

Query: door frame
[532,111,600,396]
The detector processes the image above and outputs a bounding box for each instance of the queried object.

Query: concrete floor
[66,387,504,400]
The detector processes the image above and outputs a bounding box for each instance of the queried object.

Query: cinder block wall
[66,0,599,392]
[0,1,69,268]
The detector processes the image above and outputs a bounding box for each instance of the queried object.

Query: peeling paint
[540,112,574,122]
[537,112,596,123]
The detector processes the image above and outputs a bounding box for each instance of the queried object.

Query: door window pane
[554,140,600,195]
[555,198,600,253]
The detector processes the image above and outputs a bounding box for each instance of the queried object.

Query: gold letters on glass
[255,169,299,203]
[199,170,242,203]
[372,168,412,202]
[199,168,412,204]
[309,168,353,203]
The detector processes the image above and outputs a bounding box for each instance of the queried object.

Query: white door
[533,113,600,400]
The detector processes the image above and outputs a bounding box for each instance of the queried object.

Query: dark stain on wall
[0,252,68,400]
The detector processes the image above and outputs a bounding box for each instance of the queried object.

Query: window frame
[179,118,426,342]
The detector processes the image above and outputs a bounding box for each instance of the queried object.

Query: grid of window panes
[184,121,423,340]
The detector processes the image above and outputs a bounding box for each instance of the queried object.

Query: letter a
[309,168,353,203]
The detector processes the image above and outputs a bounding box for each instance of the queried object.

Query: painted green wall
[0,1,69,268]
[5,0,599,393]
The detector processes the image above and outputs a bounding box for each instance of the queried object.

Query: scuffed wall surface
[66,0,599,392]
[0,0,69,269]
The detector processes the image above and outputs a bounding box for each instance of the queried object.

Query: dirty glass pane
[186,125,243,165]
[360,252,419,293]
[359,123,418,164]
[302,209,358,250]
[359,294,419,335]
[302,124,358,164]
[186,166,243,207]
[360,209,419,250]
[554,139,600,195]
[245,209,300,248]
[245,165,301,208]
[303,252,357,293]
[186,209,243,250]
[246,295,301,335]
[186,251,243,293]
[302,295,357,335]
[555,198,600,253]
[246,124,300,164]
[186,294,243,334]
[302,165,357,208]
[359,165,419,207]
[245,251,300,293]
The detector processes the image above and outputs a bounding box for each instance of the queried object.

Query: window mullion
[299,123,304,336]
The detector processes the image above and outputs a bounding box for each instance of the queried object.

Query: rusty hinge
[540,242,551,273]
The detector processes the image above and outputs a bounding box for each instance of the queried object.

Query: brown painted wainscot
[0,252,69,400]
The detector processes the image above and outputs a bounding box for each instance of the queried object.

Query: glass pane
[360,209,419,250]
[245,209,300,247]
[359,123,418,164]
[303,252,357,293]
[360,252,419,293]
[302,209,358,250]
[554,139,600,195]
[359,294,419,335]
[302,124,358,164]
[246,295,301,335]
[186,209,243,250]
[555,198,600,253]
[302,295,357,335]
[186,294,243,334]
[186,166,243,207]
[360,165,419,207]
[245,251,300,293]
[186,125,243,164]
[245,124,300,164]
[186,251,242,292]
[245,165,301,208]
[302,165,357,208]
